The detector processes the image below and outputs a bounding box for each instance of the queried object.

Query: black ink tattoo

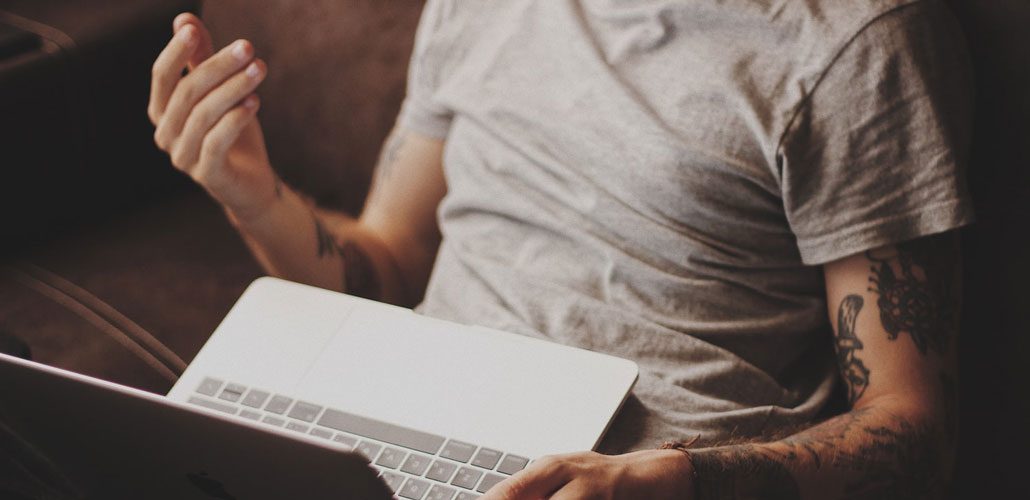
[865,234,959,355]
[685,403,952,500]
[691,444,802,500]
[310,212,381,299]
[838,418,945,500]
[338,240,381,300]
[375,131,406,182]
[834,295,870,406]
[312,214,336,259]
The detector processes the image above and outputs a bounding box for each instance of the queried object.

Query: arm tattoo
[338,239,381,299]
[690,445,801,500]
[686,405,949,500]
[865,234,959,355]
[837,418,945,500]
[312,214,336,259]
[834,295,870,406]
[310,212,381,299]
[375,131,407,183]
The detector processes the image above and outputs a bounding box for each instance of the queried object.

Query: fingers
[192,95,260,181]
[481,456,572,500]
[154,38,256,151]
[148,25,198,125]
[171,59,266,169]
[172,12,214,69]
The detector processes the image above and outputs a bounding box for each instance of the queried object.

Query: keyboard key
[286,422,310,434]
[288,401,323,422]
[239,409,261,421]
[333,434,358,448]
[381,471,406,493]
[426,484,457,500]
[455,492,479,500]
[476,473,506,493]
[196,377,223,396]
[471,448,502,470]
[310,428,333,439]
[496,455,530,475]
[187,396,237,415]
[399,478,432,499]
[241,389,270,408]
[262,415,285,427]
[401,453,433,476]
[451,467,483,490]
[440,440,477,463]
[426,460,458,483]
[264,395,293,414]
[376,447,407,469]
[356,441,383,461]
[217,383,247,403]
[318,409,446,455]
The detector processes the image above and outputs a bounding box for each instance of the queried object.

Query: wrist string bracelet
[659,435,702,498]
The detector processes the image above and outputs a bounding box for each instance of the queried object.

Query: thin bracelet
[660,435,702,499]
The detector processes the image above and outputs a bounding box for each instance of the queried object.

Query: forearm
[228,181,405,303]
[687,400,953,500]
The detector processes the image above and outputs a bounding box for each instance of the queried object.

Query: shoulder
[786,1,961,71]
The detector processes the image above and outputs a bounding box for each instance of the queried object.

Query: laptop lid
[169,278,640,460]
[0,352,392,500]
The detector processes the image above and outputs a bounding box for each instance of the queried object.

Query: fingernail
[246,62,262,78]
[232,40,249,61]
[244,95,258,109]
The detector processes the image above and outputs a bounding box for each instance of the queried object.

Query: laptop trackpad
[295,306,622,456]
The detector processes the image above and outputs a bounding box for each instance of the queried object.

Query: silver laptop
[0,277,639,499]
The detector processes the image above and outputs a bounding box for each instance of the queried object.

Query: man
[149,0,971,498]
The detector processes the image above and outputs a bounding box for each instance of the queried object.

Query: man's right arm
[149,14,446,306]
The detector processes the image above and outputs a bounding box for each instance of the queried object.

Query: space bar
[317,409,446,455]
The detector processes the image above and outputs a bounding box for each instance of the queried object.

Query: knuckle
[153,128,168,150]
[201,131,225,155]
[169,144,187,168]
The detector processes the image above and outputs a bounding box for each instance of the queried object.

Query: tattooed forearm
[684,405,949,500]
[310,212,381,299]
[690,444,801,500]
[834,295,870,405]
[865,233,959,355]
[837,418,945,500]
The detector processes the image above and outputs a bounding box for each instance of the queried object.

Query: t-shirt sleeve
[778,1,975,266]
[396,0,454,139]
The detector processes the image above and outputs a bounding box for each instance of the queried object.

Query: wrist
[659,440,700,500]
[223,177,286,229]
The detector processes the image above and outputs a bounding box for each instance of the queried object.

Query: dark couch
[1,0,1027,497]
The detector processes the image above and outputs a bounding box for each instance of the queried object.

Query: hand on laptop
[149,13,280,223]
[480,449,694,500]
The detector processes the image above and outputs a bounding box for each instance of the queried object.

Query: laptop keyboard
[188,378,531,499]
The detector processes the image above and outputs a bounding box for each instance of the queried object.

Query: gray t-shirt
[398,0,973,453]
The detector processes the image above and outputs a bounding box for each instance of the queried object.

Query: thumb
[172,12,214,69]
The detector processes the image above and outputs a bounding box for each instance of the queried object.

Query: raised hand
[149,13,279,222]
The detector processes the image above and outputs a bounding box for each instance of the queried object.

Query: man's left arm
[482,231,960,500]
